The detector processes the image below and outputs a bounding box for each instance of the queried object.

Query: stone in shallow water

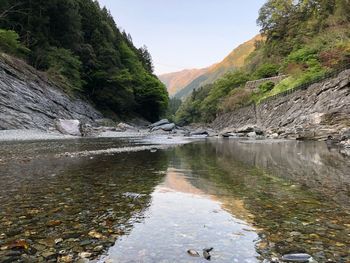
[187,249,200,257]
[79,251,92,258]
[282,253,312,262]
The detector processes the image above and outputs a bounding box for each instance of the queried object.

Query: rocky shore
[212,69,350,148]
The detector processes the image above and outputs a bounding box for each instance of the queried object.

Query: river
[0,137,349,262]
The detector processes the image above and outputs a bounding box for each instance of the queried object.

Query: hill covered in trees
[167,35,262,100]
[159,68,209,97]
[0,0,168,121]
[176,0,350,124]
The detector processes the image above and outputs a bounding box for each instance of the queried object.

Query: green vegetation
[176,0,350,124]
[165,97,182,122]
[0,0,168,121]
[0,29,29,56]
[176,71,250,123]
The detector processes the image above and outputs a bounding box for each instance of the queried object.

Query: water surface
[0,138,349,262]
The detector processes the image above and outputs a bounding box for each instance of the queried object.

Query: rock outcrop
[213,69,350,141]
[0,54,102,130]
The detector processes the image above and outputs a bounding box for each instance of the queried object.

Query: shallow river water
[0,137,349,263]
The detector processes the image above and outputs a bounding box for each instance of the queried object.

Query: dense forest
[0,0,168,121]
[176,0,350,124]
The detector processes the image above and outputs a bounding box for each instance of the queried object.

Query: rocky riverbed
[0,138,349,263]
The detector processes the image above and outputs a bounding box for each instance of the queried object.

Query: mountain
[173,34,262,99]
[159,68,208,96]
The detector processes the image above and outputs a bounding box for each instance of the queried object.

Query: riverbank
[212,69,350,142]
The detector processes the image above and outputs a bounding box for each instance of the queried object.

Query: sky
[98,0,266,75]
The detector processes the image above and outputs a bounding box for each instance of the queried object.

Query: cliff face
[212,69,350,140]
[0,54,102,130]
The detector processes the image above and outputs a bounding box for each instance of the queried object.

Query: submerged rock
[203,248,213,260]
[203,247,214,253]
[78,252,92,259]
[203,250,211,260]
[281,253,312,262]
[187,249,200,257]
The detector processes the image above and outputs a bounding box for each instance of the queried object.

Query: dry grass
[220,88,253,112]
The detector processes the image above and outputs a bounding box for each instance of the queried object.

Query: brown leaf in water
[47,220,62,227]
[7,239,29,250]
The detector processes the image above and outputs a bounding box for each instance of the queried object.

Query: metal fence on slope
[259,64,350,104]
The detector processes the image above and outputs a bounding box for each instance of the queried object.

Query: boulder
[247,132,257,138]
[222,132,237,138]
[340,139,350,148]
[55,119,81,136]
[149,119,170,128]
[151,123,176,132]
[190,130,209,137]
[270,133,279,139]
[341,128,350,140]
[80,123,94,137]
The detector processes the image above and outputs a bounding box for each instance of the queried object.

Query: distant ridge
[161,35,262,100]
[159,68,209,97]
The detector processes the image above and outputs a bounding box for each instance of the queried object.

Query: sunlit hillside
[159,68,209,96]
[174,35,262,99]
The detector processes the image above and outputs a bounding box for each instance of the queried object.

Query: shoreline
[0,128,200,144]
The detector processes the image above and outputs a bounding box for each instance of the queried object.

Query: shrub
[0,29,29,57]
[221,88,253,112]
[254,63,279,79]
[258,81,275,93]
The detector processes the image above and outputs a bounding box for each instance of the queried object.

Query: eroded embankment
[212,69,350,140]
[0,54,102,130]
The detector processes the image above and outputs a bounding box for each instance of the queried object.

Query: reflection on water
[0,138,349,262]
[208,139,350,207]
[101,168,259,263]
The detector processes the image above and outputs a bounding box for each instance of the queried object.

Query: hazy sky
[98,0,266,75]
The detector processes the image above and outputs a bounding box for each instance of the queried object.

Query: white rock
[247,132,257,138]
[271,133,279,139]
[55,119,81,136]
[78,252,92,258]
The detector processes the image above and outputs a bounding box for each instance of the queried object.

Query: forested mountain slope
[159,67,209,97]
[173,35,262,99]
[0,0,168,122]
